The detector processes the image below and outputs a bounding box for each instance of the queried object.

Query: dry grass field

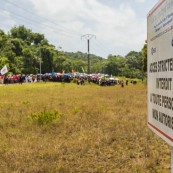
[0,82,170,173]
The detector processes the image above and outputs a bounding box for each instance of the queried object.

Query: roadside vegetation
[0,82,170,173]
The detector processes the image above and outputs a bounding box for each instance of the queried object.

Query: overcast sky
[0,0,158,58]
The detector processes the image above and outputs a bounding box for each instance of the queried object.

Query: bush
[30,109,61,125]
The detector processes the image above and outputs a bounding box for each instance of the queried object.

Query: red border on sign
[147,0,166,17]
[148,122,173,142]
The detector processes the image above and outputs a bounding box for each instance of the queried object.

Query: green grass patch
[30,109,62,125]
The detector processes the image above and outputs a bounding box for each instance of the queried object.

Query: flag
[81,66,85,73]
[1,65,8,75]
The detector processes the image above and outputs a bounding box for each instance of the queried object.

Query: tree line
[0,25,147,78]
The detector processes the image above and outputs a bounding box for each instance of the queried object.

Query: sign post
[172,147,173,173]
[148,0,173,171]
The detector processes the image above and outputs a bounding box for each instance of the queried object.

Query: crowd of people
[0,73,137,86]
[1,74,37,84]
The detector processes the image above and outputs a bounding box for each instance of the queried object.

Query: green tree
[10,25,32,45]
[90,59,102,73]
[125,51,142,70]
[10,38,24,56]
[0,57,9,69]
[0,25,146,78]
[105,55,126,76]
[13,56,24,74]
[2,40,16,71]
[71,59,86,73]
[53,53,66,73]
[0,29,7,52]
[125,51,143,78]
[40,46,54,73]
[22,48,34,74]
[62,59,72,73]
[32,33,45,45]
[142,40,147,73]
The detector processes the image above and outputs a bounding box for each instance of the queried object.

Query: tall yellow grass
[0,82,170,173]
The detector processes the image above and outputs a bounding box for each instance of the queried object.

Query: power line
[91,41,108,58]
[1,1,112,58]
[93,39,114,55]
[0,6,81,40]
[1,0,83,38]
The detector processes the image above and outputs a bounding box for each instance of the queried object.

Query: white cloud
[135,0,145,3]
[28,0,147,57]
[0,10,16,32]
[0,0,150,57]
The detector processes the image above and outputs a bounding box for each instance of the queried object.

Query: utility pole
[39,45,42,81]
[81,34,96,74]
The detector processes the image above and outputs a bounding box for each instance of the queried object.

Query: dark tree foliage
[142,40,147,73]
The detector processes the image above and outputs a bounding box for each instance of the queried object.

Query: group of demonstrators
[0,64,139,86]
[0,72,137,86]
[0,74,37,84]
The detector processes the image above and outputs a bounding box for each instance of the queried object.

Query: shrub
[30,109,61,125]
